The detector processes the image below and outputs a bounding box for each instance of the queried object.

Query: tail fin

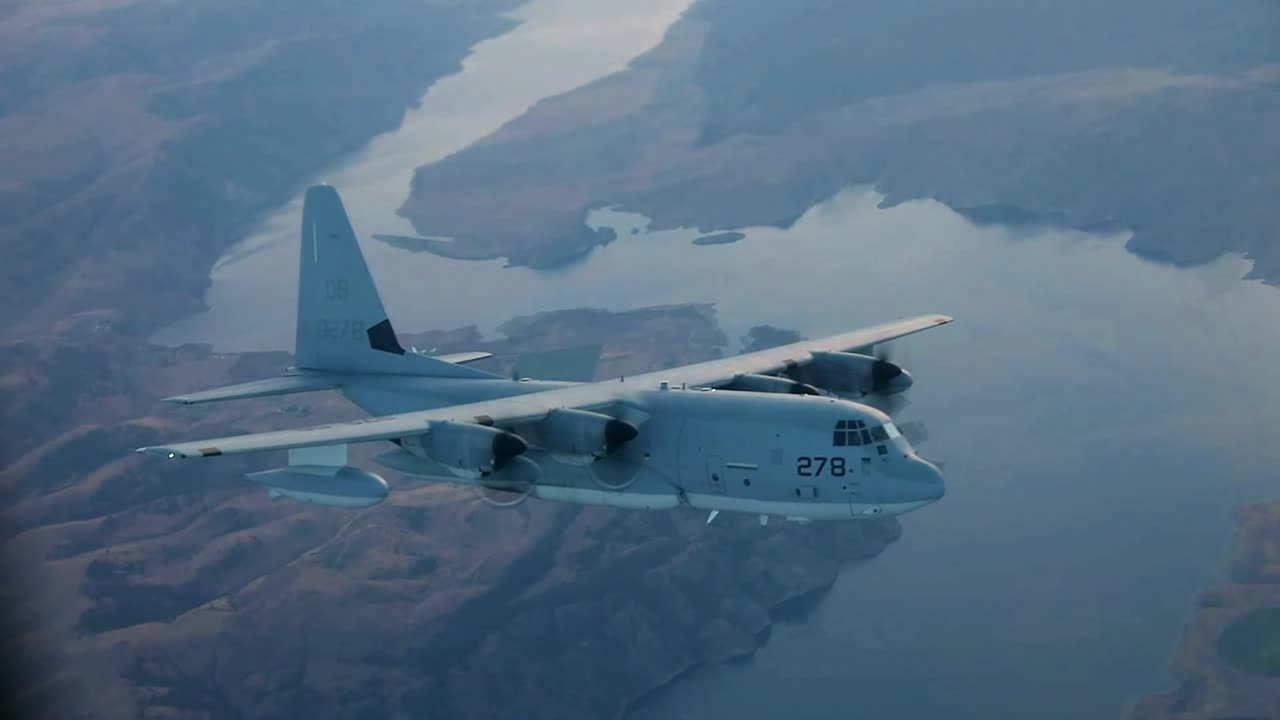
[295,185,497,378]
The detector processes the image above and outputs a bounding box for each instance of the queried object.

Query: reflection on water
[161,175,1280,719]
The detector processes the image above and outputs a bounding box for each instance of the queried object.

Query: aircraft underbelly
[684,493,851,520]
[533,479,681,510]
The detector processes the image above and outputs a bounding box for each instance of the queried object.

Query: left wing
[138,315,951,459]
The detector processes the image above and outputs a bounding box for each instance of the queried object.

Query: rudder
[294,185,496,378]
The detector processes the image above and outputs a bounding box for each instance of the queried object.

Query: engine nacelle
[535,408,638,458]
[725,373,820,395]
[803,351,912,396]
[400,421,527,474]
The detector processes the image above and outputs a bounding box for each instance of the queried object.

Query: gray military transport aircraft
[138,185,952,522]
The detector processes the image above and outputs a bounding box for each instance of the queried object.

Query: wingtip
[304,183,341,205]
[161,396,194,404]
[137,446,185,458]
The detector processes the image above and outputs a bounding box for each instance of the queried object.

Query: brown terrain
[1131,501,1280,720]
[2,303,900,719]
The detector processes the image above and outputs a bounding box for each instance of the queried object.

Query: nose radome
[907,454,945,500]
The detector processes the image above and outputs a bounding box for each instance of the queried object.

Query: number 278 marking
[797,456,846,476]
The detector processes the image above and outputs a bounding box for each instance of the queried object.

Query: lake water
[151,2,1280,717]
[616,197,1280,719]
[151,0,695,351]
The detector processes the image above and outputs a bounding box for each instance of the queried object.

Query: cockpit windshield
[833,419,902,447]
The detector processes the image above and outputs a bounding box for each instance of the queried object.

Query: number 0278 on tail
[138,185,953,522]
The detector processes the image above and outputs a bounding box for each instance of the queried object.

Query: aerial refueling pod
[725,373,820,396]
[535,408,639,458]
[803,351,913,397]
[246,465,389,508]
[400,421,527,474]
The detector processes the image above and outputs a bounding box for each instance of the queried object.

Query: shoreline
[621,528,901,720]
[1129,498,1280,719]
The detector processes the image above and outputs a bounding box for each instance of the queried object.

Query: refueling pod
[246,465,389,508]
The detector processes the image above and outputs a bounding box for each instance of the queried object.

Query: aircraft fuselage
[343,375,944,520]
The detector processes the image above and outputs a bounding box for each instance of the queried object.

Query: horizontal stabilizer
[431,351,493,365]
[164,374,343,404]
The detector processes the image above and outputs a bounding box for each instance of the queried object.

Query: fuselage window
[870,425,889,442]
[876,444,888,455]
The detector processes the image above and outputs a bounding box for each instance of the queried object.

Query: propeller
[862,341,912,415]
[864,341,950,471]
[588,418,644,490]
[896,419,929,444]
[473,453,539,508]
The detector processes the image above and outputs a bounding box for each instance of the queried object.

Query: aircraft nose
[903,454,945,501]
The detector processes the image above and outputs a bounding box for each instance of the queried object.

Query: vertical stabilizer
[294,185,497,378]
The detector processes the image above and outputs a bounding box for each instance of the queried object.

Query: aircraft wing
[137,381,623,459]
[653,314,953,389]
[137,315,951,459]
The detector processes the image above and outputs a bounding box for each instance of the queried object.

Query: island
[398,0,1280,279]
[692,231,746,246]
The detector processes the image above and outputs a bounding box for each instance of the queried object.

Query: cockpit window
[833,420,899,448]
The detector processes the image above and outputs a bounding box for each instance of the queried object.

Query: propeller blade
[896,419,929,444]
[864,391,911,416]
